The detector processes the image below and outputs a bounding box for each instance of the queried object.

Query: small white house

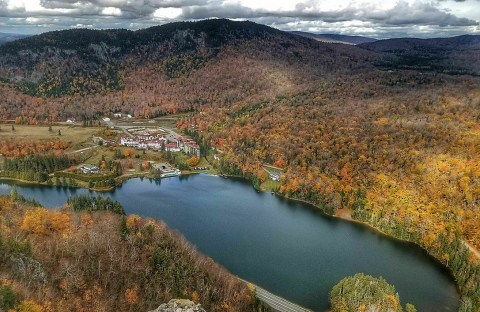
[269,172,280,181]
[79,164,100,174]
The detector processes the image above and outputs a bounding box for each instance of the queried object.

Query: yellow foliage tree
[186,156,200,167]
[16,301,42,312]
[21,208,71,235]
[126,215,141,233]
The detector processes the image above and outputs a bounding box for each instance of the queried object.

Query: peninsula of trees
[0,194,254,311]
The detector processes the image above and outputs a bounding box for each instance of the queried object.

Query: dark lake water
[0,175,459,311]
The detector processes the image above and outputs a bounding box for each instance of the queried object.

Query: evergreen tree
[9,186,18,201]
[67,195,125,215]
[330,273,415,312]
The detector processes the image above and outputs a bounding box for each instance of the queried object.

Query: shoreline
[211,173,476,300]
[0,169,216,191]
[272,191,448,249]
[133,171,480,262]
[0,176,117,192]
[216,172,479,263]
[291,195,479,261]
[3,172,480,261]
[2,171,477,295]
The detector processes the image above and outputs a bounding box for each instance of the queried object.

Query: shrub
[0,285,18,310]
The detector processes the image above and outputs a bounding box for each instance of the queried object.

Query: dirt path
[67,145,98,154]
[263,164,283,170]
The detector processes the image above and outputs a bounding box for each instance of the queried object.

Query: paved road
[159,127,182,141]
[263,164,284,171]
[255,287,312,312]
[101,118,133,137]
[240,279,312,312]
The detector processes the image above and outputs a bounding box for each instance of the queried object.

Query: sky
[0,0,479,38]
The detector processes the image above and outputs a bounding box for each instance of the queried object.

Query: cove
[0,174,459,311]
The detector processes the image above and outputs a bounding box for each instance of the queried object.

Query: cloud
[39,0,209,12]
[181,1,478,26]
[39,0,78,9]
[0,0,478,38]
[181,2,258,20]
[372,1,478,26]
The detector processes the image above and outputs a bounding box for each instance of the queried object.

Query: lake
[0,174,459,311]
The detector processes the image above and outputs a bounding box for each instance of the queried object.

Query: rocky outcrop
[149,299,206,312]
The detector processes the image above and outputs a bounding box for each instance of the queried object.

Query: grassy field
[85,146,165,165]
[260,165,283,192]
[260,179,281,192]
[0,124,103,150]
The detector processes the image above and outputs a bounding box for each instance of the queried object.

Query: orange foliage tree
[21,208,71,235]
[124,288,138,305]
[186,156,200,167]
[123,148,135,158]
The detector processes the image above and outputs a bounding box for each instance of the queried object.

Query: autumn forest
[0,19,480,311]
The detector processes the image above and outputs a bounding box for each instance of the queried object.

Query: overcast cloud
[0,0,479,38]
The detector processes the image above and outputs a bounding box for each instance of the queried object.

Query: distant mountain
[290,31,377,45]
[359,35,480,75]
[1,20,478,110]
[0,32,29,45]
[0,19,479,120]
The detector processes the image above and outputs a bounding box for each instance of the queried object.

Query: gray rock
[10,255,48,285]
[149,299,206,312]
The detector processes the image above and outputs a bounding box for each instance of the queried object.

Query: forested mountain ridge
[360,35,480,75]
[0,19,373,97]
[0,19,294,74]
[0,19,378,120]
